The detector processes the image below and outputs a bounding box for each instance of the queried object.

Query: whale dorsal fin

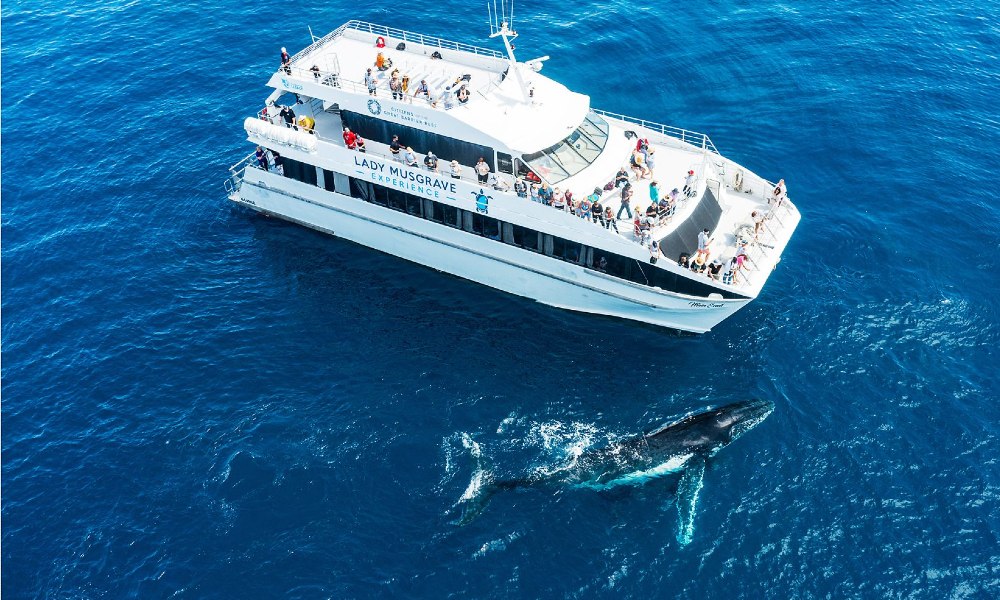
[675,455,706,546]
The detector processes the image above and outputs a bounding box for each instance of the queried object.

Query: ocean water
[3,0,999,597]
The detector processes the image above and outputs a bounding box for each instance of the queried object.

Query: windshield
[521,112,609,184]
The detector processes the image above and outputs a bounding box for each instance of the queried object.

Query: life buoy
[375,36,386,48]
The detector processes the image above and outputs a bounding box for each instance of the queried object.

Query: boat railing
[291,20,506,65]
[224,152,257,196]
[591,108,720,155]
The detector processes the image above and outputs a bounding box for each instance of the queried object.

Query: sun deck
[273,22,588,155]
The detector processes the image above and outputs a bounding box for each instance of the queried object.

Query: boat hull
[232,171,749,333]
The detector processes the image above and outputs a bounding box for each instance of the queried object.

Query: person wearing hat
[279,104,296,129]
[343,127,358,149]
[403,147,418,167]
[424,151,439,172]
[450,160,462,179]
[683,169,697,198]
[707,258,724,280]
[280,47,291,74]
[513,176,527,198]
[414,79,430,102]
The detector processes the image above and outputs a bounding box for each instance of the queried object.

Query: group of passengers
[366,52,472,109]
[629,137,657,180]
[255,146,285,175]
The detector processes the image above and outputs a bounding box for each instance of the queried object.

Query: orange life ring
[375,36,386,48]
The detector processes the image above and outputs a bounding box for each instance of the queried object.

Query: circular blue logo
[367,99,382,116]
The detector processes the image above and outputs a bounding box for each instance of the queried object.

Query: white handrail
[290,20,507,65]
[591,108,719,155]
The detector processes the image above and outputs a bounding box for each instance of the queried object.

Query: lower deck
[231,167,752,332]
[252,94,799,296]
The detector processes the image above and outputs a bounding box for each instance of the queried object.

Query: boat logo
[280,78,304,92]
[367,99,382,116]
[472,189,492,214]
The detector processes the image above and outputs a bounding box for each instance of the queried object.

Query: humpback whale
[457,399,774,545]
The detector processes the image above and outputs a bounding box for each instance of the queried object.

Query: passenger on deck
[488,173,510,192]
[401,75,411,100]
[355,135,367,153]
[280,47,291,74]
[604,206,619,232]
[389,73,403,100]
[424,151,439,172]
[538,183,552,205]
[514,176,528,198]
[564,190,576,215]
[617,182,634,220]
[365,68,378,96]
[723,257,738,284]
[343,127,358,149]
[645,148,656,181]
[279,105,296,129]
[474,158,490,184]
[271,151,284,176]
[615,166,630,188]
[752,210,765,238]
[255,146,269,171]
[649,180,660,206]
[450,160,461,179]
[645,203,658,220]
[403,147,418,167]
[696,228,713,260]
[550,187,565,210]
[414,79,430,102]
[579,190,595,220]
[683,169,697,198]
[678,252,691,270]
[771,178,787,206]
[297,116,315,134]
[456,85,471,104]
[691,254,707,274]
[529,182,541,203]
[390,135,403,161]
[310,64,321,80]
[442,86,455,110]
[630,150,647,179]
[375,52,391,71]
[649,239,663,264]
[592,196,604,225]
[707,258,723,280]
[635,137,650,153]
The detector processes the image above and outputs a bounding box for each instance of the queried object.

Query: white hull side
[234,173,749,333]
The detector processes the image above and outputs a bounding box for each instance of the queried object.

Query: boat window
[340,174,748,300]
[497,152,513,175]
[520,112,610,184]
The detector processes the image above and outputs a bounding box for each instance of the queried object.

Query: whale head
[646,399,774,457]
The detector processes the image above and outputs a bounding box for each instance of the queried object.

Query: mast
[488,2,531,103]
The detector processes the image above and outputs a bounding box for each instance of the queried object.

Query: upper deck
[273,21,589,155]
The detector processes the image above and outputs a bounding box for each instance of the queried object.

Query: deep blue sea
[3,0,999,597]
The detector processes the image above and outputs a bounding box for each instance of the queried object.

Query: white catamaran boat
[225,18,801,333]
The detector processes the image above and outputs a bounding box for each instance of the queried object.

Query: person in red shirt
[342,127,358,149]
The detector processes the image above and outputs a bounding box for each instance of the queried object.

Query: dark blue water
[4,0,999,597]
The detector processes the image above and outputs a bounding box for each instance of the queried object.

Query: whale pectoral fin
[675,456,706,546]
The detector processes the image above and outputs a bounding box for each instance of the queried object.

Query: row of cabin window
[275,159,741,299]
[341,176,743,298]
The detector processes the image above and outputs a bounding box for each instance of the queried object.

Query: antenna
[488,2,531,103]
